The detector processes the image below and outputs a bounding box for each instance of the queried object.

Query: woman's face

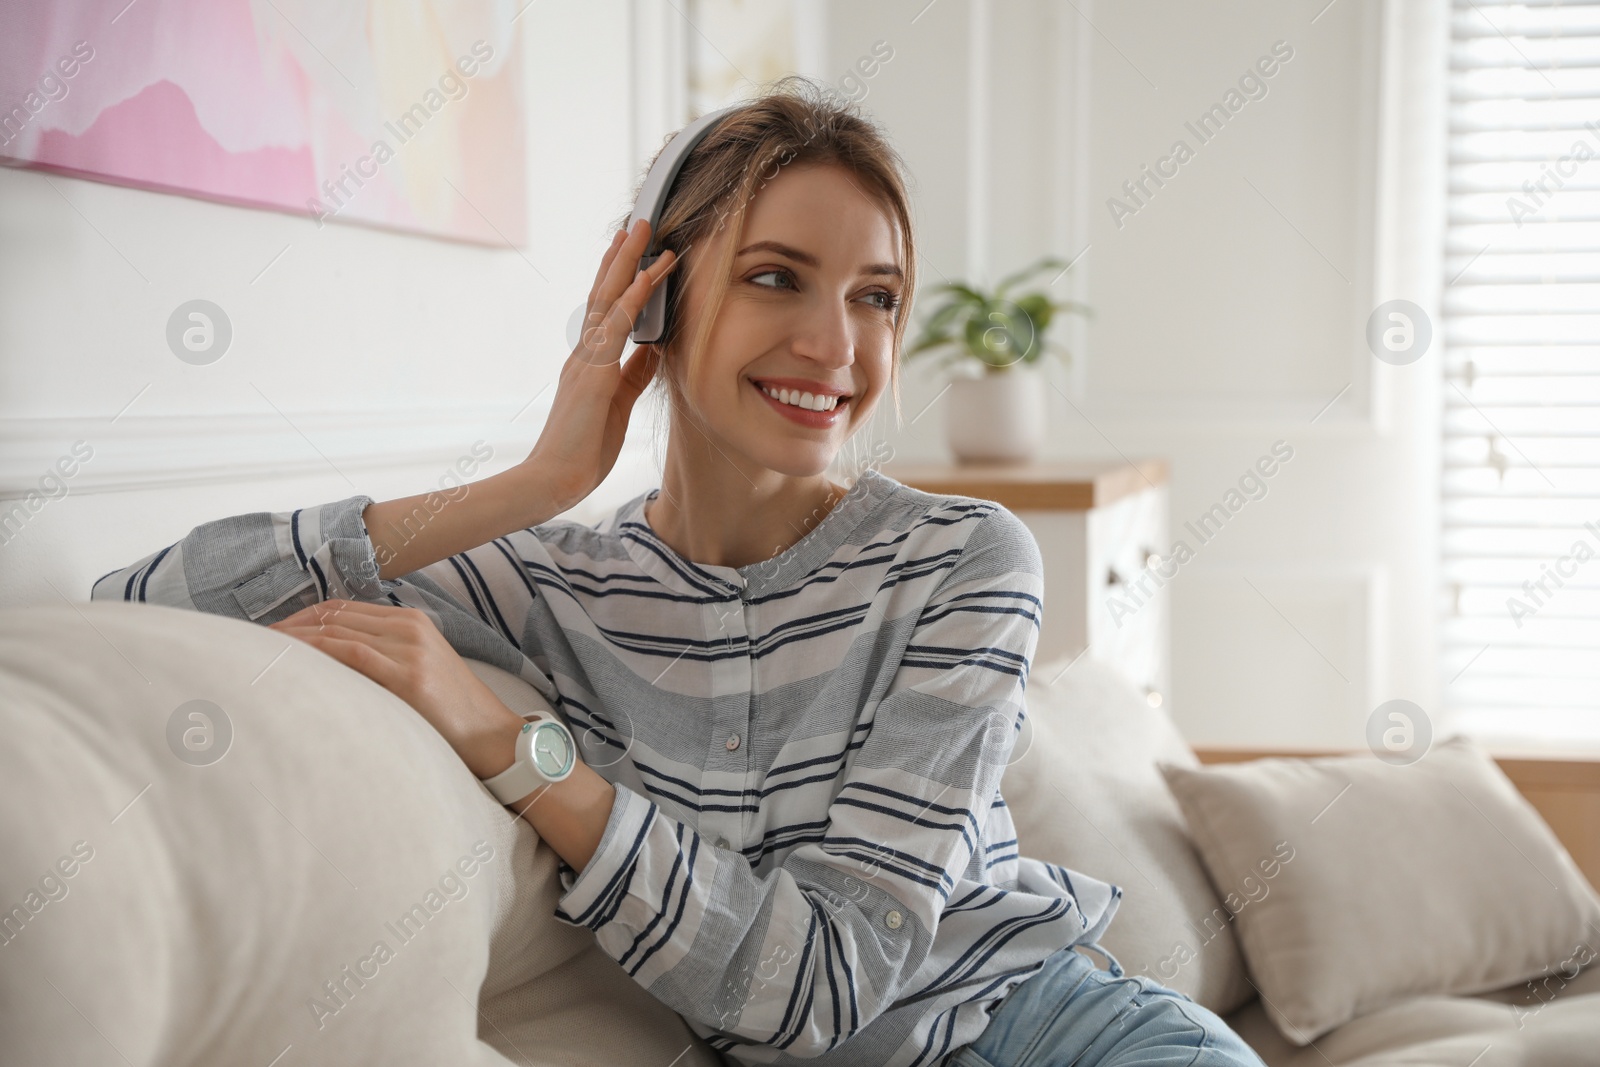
[666,161,903,479]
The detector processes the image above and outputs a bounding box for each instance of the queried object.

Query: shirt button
[725,734,741,751]
[715,837,731,849]
[884,910,903,930]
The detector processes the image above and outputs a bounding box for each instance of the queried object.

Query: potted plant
[905,256,1089,463]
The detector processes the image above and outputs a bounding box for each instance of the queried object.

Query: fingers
[270,599,428,636]
[575,248,679,365]
[280,630,405,690]
[275,621,409,670]
[588,219,656,332]
[274,619,407,653]
[608,248,678,335]
[585,227,628,312]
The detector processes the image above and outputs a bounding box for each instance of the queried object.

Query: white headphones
[627,105,740,345]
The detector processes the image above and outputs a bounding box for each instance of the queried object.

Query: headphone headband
[628,105,739,345]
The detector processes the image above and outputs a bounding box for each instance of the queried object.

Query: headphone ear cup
[629,252,669,344]
[638,266,681,351]
[657,266,679,348]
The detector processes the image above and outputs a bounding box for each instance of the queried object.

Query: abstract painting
[0,0,527,246]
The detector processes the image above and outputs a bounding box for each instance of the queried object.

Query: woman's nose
[790,301,854,368]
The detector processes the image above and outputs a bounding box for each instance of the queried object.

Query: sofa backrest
[1003,654,1255,1014]
[0,602,721,1067]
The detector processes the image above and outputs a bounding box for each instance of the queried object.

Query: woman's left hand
[269,599,522,779]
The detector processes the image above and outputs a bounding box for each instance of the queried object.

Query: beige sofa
[2,602,1596,1066]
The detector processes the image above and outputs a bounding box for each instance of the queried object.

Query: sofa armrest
[1192,746,1600,894]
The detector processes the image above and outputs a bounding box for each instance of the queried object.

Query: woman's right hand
[525,219,679,514]
[363,221,677,581]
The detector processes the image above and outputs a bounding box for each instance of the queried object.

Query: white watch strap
[482,713,555,805]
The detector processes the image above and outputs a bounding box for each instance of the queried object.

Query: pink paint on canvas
[0,0,527,246]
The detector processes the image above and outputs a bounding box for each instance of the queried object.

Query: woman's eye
[748,270,795,290]
[864,290,902,312]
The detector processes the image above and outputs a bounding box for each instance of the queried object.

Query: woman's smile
[749,375,852,428]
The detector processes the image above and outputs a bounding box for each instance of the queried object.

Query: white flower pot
[945,363,1047,464]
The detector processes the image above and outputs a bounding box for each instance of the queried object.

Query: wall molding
[1069,0,1385,430]
[631,0,688,159]
[0,404,551,499]
[966,0,991,282]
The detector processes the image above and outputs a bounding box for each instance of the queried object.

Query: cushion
[0,602,721,1067]
[1161,736,1600,1046]
[1003,655,1254,1014]
[1223,977,1600,1067]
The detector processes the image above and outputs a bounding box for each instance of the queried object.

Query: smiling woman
[643,158,910,558]
[91,76,1264,1067]
[628,88,918,560]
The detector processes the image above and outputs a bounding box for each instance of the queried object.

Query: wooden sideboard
[884,459,1171,710]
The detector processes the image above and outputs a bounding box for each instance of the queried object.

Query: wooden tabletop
[881,459,1168,511]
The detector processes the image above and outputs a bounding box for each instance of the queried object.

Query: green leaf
[936,282,987,305]
[961,301,1034,366]
[996,256,1067,296]
[1013,293,1053,335]
[908,257,1091,366]
[923,299,969,334]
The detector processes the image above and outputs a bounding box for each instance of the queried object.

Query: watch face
[531,721,574,777]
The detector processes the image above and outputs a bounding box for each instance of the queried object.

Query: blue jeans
[947,943,1267,1067]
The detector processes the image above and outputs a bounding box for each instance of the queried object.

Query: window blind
[1443,0,1600,741]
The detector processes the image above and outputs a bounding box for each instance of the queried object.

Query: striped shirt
[91,467,1122,1066]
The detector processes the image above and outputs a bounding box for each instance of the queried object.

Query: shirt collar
[611,469,899,601]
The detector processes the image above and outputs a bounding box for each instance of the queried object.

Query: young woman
[94,79,1264,1067]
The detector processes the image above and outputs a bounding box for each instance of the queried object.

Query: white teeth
[760,384,840,412]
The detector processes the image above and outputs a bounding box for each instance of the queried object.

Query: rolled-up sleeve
[90,495,384,620]
[553,510,1048,1060]
[90,494,558,700]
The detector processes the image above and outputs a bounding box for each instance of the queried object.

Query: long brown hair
[621,75,917,431]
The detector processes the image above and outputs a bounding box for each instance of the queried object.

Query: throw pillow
[1160,736,1600,1045]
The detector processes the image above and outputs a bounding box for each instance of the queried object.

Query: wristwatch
[480,712,578,804]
